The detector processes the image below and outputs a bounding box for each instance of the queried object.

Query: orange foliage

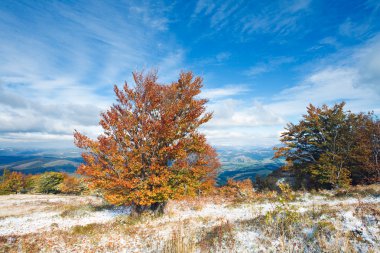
[0,171,25,194]
[58,174,86,195]
[219,179,254,199]
[74,71,220,208]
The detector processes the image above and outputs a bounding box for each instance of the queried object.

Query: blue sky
[0,0,380,148]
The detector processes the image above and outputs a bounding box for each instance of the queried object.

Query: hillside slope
[0,147,283,184]
[1,185,379,252]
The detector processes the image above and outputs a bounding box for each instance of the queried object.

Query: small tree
[75,71,220,212]
[24,174,40,193]
[58,174,86,195]
[0,169,10,183]
[0,171,25,194]
[37,172,64,194]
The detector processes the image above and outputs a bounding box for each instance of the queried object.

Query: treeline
[273,102,380,189]
[0,170,87,195]
[0,168,255,199]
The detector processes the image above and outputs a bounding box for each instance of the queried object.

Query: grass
[59,203,113,218]
[334,184,380,198]
[198,221,235,252]
[71,223,103,235]
[162,223,196,253]
[1,185,379,252]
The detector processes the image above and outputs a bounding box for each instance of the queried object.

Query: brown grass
[1,185,379,252]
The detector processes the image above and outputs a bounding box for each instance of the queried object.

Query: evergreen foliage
[274,102,380,189]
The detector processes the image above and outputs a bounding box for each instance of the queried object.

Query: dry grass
[0,194,103,219]
[334,184,380,198]
[162,222,196,253]
[0,185,379,252]
[198,221,235,252]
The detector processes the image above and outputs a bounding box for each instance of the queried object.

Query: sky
[0,0,380,149]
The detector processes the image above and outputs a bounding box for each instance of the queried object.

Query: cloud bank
[0,1,379,148]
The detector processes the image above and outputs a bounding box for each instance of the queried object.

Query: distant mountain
[230,155,257,164]
[0,146,283,184]
[0,148,82,174]
[216,146,284,185]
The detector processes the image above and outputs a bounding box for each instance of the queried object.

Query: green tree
[274,102,361,189]
[0,169,10,183]
[37,172,64,194]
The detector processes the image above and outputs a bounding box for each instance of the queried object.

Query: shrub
[24,174,40,193]
[265,183,300,237]
[219,178,254,200]
[255,174,279,191]
[36,172,64,194]
[58,175,87,195]
[0,171,26,194]
[199,221,235,251]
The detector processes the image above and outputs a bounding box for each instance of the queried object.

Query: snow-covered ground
[0,191,379,252]
[0,194,130,236]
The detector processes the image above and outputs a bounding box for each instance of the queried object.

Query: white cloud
[202,126,282,147]
[191,0,311,37]
[268,67,378,117]
[267,35,380,117]
[240,0,311,36]
[208,100,284,127]
[0,1,185,147]
[202,35,380,146]
[339,18,369,38]
[245,57,294,77]
[192,0,242,30]
[1,2,379,149]
[356,36,380,93]
[201,86,248,100]
[215,52,231,62]
[201,98,285,146]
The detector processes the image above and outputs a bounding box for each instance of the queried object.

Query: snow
[0,194,130,236]
[0,207,131,236]
[338,210,378,245]
[235,230,262,252]
[0,192,379,252]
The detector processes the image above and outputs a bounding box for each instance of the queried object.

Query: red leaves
[74,71,220,207]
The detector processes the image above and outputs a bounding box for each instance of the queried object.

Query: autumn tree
[58,174,87,195]
[0,171,26,194]
[274,102,367,189]
[74,71,220,212]
[351,113,380,184]
[367,117,380,182]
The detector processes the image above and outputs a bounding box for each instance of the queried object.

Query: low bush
[0,170,88,196]
[334,184,380,198]
[265,183,301,237]
[36,172,64,194]
[219,179,254,200]
[198,221,235,252]
[0,170,26,194]
[58,175,87,195]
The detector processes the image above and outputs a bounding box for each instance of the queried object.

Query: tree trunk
[130,201,167,216]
